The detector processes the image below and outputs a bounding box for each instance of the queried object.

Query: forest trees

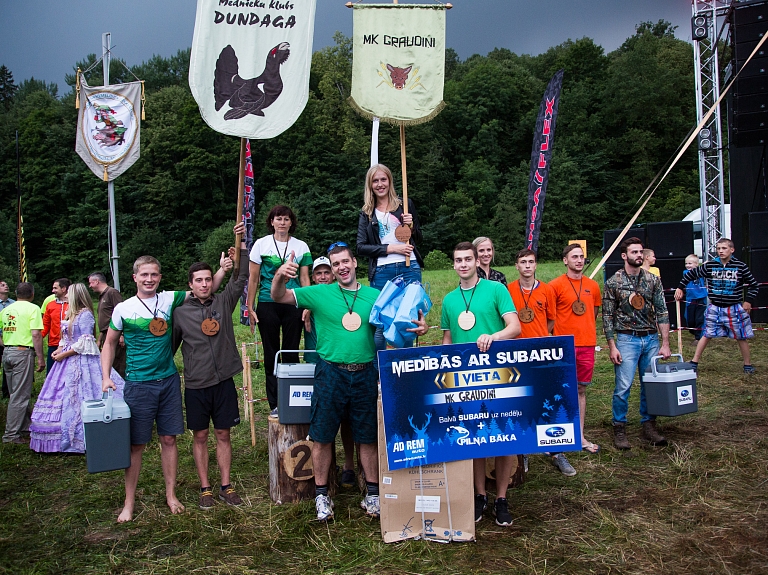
[0,21,698,298]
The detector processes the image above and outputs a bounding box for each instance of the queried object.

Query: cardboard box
[378,398,475,543]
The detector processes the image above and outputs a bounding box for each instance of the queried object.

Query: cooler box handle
[273,349,315,376]
[101,389,114,423]
[650,354,684,378]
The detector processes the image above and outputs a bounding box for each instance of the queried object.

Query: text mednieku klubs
[390,347,565,377]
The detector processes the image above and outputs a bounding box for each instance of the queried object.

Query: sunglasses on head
[327,242,348,254]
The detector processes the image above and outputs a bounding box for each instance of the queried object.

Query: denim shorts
[309,359,378,445]
[124,373,184,444]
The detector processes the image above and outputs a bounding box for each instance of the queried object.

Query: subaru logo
[680,390,689,398]
[545,426,566,437]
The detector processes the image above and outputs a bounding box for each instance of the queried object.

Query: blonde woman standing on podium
[356,164,424,354]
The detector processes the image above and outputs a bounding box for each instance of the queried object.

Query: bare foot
[117,506,133,523]
[168,498,185,515]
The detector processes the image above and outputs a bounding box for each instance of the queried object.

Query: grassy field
[1,264,766,575]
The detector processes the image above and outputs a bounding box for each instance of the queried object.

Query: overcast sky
[1,0,693,94]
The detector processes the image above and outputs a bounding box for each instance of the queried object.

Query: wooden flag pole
[234,138,247,275]
[399,124,411,267]
[241,343,249,423]
[247,349,256,447]
[675,300,683,356]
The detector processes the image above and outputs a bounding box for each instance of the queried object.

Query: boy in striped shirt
[674,238,759,374]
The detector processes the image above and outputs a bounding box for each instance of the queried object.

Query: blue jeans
[612,333,659,424]
[370,260,422,359]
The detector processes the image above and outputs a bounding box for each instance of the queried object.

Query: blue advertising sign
[378,336,581,470]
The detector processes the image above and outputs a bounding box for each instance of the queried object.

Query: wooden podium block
[267,415,335,504]
[485,455,526,492]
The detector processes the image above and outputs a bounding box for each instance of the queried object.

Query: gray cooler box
[81,390,131,473]
[275,350,316,425]
[644,354,698,417]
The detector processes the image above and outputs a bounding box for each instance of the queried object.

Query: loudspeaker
[692,14,709,41]
[645,222,695,259]
[730,1,768,147]
[750,285,768,323]
[744,211,768,249]
[602,227,646,263]
[747,247,768,281]
[654,258,688,290]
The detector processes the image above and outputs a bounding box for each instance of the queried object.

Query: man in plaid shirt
[603,237,671,451]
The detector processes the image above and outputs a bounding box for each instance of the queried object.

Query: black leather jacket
[356,198,424,282]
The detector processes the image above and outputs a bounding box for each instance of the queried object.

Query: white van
[683,205,731,258]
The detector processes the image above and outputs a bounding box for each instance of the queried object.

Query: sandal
[582,442,601,454]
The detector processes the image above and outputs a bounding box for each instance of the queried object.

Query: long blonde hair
[66,283,98,337]
[362,164,402,218]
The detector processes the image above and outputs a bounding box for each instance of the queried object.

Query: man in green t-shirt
[441,242,520,527]
[1,282,45,444]
[272,244,427,522]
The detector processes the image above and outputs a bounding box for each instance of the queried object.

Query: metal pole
[102,32,120,291]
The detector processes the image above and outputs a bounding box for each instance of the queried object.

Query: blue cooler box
[275,350,315,425]
[81,391,131,473]
[644,354,698,417]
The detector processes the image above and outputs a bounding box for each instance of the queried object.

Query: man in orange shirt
[508,249,576,476]
[42,278,70,373]
[549,244,601,454]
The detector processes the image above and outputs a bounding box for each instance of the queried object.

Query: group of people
[0,163,760,529]
[0,275,126,448]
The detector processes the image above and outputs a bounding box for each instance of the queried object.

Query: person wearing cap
[303,256,357,489]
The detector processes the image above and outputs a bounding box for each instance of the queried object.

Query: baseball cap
[312,256,331,272]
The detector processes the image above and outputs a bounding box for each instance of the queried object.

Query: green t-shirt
[294,283,378,364]
[303,317,319,364]
[0,301,43,347]
[110,290,186,381]
[441,279,516,344]
[249,235,313,303]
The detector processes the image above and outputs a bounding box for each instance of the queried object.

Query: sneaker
[474,494,488,523]
[744,365,756,375]
[494,498,513,526]
[360,494,380,518]
[341,468,356,489]
[199,488,215,510]
[315,494,334,521]
[219,486,242,506]
[269,407,278,417]
[550,453,577,477]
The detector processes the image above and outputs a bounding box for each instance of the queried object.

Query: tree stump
[485,455,526,493]
[268,415,336,504]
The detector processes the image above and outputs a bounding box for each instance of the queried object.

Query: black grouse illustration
[214,43,290,120]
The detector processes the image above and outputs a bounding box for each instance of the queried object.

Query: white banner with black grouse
[189,0,317,139]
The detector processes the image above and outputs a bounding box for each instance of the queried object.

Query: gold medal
[341,311,362,332]
[572,301,587,316]
[394,224,412,243]
[458,311,476,330]
[518,307,535,324]
[201,318,220,336]
[630,293,645,310]
[149,317,168,336]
